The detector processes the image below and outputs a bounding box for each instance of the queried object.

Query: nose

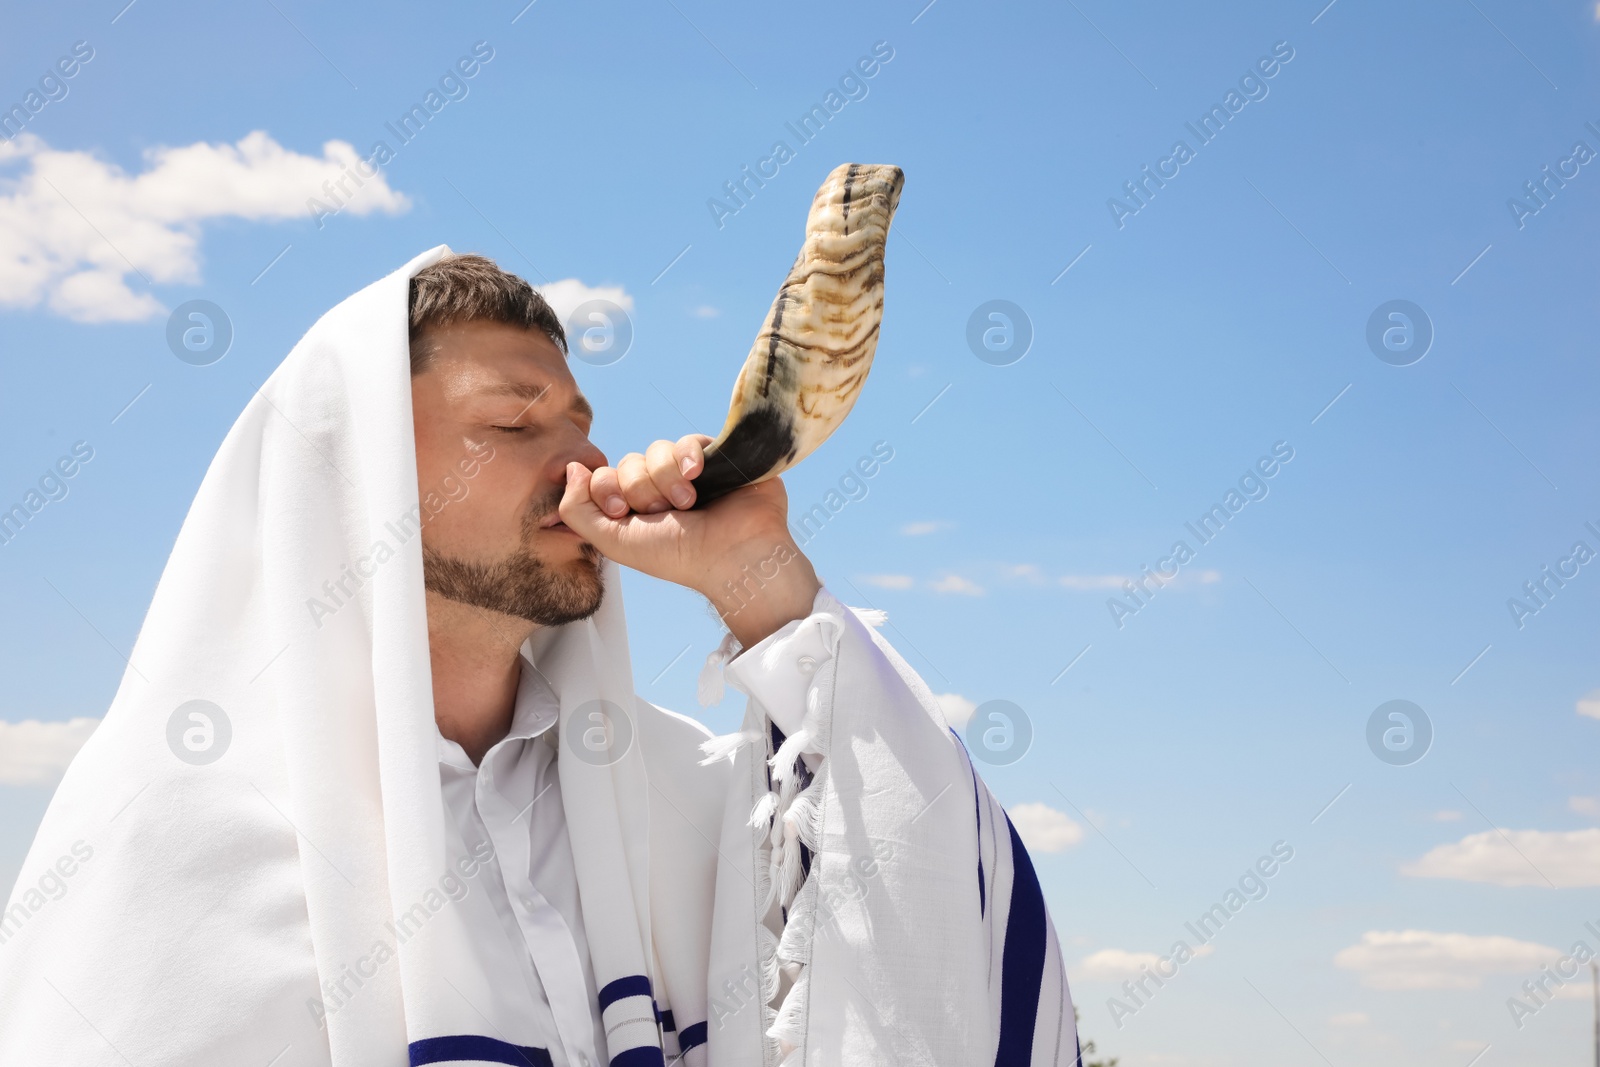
[553,434,608,486]
[576,430,607,472]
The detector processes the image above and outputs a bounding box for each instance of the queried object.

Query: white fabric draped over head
[0,246,1078,1067]
[0,246,705,1065]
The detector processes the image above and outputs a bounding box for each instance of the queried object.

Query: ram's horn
[691,162,903,507]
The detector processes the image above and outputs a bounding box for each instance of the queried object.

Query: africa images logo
[166,700,232,765]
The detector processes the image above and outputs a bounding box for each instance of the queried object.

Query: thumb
[559,462,614,543]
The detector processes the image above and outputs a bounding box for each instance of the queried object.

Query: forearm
[697,535,821,649]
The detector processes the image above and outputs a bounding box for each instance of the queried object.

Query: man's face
[410,319,610,626]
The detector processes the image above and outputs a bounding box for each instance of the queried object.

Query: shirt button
[797,655,818,674]
[522,897,536,910]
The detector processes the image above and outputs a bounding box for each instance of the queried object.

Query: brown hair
[407,253,566,374]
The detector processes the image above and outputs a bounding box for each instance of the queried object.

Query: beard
[422,498,605,626]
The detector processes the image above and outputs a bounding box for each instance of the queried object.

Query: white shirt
[434,588,842,1066]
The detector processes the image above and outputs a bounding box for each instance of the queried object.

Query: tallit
[0,245,1077,1066]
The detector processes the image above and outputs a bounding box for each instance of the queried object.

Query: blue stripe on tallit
[993,813,1047,1066]
[598,973,653,1010]
[408,1035,553,1067]
[678,1021,708,1051]
[951,727,986,917]
[599,975,666,1067]
[659,1007,675,1032]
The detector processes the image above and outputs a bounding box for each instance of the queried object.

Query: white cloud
[1578,689,1600,720]
[1059,574,1127,590]
[1005,564,1048,585]
[0,717,99,785]
[1060,569,1219,592]
[1079,944,1212,980]
[1401,828,1600,887]
[858,572,988,594]
[930,573,984,596]
[1082,807,1133,831]
[1334,930,1555,990]
[1429,810,1464,822]
[1329,1012,1369,1027]
[1080,948,1159,980]
[1569,796,1600,819]
[690,304,719,318]
[1008,802,1084,854]
[0,132,408,322]
[535,279,633,327]
[1554,979,1594,999]
[934,692,976,730]
[900,520,950,536]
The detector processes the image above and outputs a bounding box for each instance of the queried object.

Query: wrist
[700,537,821,649]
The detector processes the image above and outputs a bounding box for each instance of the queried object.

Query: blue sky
[3,0,1599,1064]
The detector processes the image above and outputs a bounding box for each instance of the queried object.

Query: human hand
[558,434,820,646]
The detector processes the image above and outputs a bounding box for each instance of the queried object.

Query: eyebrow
[483,381,594,422]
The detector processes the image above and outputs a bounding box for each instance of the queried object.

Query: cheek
[474,469,541,535]
[415,474,507,553]
[413,431,467,494]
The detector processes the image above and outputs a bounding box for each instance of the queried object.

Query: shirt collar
[435,651,560,769]
[508,652,561,742]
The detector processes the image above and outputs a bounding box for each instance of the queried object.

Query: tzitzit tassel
[698,729,759,766]
[696,631,742,707]
[850,605,888,629]
[748,790,779,829]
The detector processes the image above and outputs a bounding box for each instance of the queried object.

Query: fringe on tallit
[699,593,868,1061]
[848,605,889,629]
[743,609,847,1066]
[697,634,766,768]
[698,727,761,766]
[697,630,743,707]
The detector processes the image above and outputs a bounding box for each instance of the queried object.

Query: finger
[647,439,696,510]
[675,434,713,478]
[616,451,671,514]
[586,463,631,519]
[559,462,615,538]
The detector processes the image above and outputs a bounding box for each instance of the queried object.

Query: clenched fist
[558,433,820,647]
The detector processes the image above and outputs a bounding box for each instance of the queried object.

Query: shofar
[692,162,904,507]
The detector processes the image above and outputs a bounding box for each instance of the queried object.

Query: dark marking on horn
[841,163,859,231]
[693,405,798,507]
[760,290,787,401]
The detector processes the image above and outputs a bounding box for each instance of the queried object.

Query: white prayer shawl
[0,246,1077,1066]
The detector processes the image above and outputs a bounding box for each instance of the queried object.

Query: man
[0,249,1076,1066]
